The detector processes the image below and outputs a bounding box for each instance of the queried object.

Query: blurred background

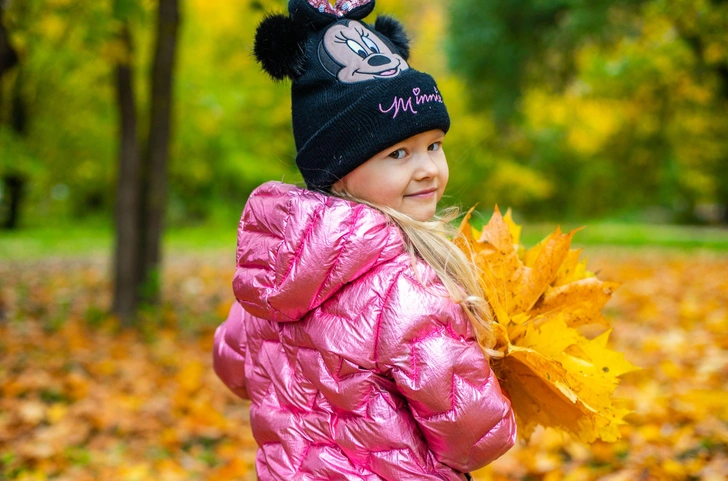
[2,0,728,232]
[0,0,726,480]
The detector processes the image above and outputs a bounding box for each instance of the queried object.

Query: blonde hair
[333,191,501,358]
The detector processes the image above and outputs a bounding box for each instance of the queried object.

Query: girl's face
[332,129,448,221]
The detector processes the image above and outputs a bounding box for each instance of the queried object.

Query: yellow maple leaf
[458,207,639,443]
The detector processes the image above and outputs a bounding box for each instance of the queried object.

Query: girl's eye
[362,35,380,53]
[428,142,442,152]
[389,149,406,159]
[346,39,368,58]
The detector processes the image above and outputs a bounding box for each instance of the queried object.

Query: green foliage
[2,0,728,228]
[448,0,645,123]
[2,0,300,227]
[3,0,121,221]
[0,128,39,177]
[447,0,728,222]
[170,0,298,224]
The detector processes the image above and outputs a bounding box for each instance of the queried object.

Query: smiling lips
[405,188,438,199]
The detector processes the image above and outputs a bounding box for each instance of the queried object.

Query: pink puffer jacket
[213,182,516,480]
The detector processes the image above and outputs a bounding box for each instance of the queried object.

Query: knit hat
[254,0,450,191]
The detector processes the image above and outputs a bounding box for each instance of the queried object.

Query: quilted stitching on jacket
[213,182,516,480]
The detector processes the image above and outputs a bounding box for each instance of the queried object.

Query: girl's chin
[400,204,437,222]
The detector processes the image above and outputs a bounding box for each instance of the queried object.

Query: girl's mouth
[405,188,437,198]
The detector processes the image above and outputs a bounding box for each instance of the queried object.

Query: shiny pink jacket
[213,182,516,480]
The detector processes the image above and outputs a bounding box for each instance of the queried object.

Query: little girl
[213,1,516,479]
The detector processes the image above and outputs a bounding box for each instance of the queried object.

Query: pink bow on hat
[307,0,372,17]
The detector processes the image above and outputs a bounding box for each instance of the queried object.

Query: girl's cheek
[439,160,449,188]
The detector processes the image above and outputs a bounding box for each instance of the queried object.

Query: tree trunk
[0,80,26,228]
[137,0,180,305]
[0,15,19,77]
[111,0,180,323]
[1,174,23,229]
[675,26,728,225]
[112,22,143,325]
[0,13,25,230]
[715,63,728,224]
[2,79,26,230]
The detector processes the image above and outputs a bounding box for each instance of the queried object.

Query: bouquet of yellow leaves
[456,207,639,444]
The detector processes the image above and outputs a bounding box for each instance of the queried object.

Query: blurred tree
[112,0,143,323]
[447,0,728,223]
[446,0,651,220]
[1,0,120,225]
[139,0,179,307]
[112,0,180,324]
[669,0,728,222]
[448,0,646,126]
[3,0,724,235]
[0,2,25,229]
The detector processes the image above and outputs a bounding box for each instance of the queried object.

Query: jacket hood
[233,182,404,323]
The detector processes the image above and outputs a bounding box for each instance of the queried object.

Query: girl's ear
[254,13,309,80]
[374,15,410,61]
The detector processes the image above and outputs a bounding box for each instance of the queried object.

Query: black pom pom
[374,15,410,61]
[254,14,309,80]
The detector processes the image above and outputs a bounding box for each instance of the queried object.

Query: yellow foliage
[523,89,624,156]
[458,207,638,443]
[487,162,555,205]
[1,249,726,479]
[37,14,66,42]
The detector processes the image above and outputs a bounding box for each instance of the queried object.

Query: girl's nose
[413,152,440,180]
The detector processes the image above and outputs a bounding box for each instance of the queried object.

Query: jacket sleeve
[374,268,516,472]
[213,301,250,400]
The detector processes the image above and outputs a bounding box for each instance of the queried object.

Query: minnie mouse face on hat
[319,20,409,83]
[254,0,411,82]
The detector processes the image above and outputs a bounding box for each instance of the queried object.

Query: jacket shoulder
[234,182,404,323]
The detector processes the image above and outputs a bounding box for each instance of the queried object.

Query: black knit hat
[254,0,450,191]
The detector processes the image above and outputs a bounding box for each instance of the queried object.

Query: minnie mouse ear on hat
[290,0,376,27]
[254,0,384,81]
[253,0,450,191]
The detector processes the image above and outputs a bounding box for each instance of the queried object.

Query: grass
[1,220,727,261]
[520,222,728,250]
[0,224,236,261]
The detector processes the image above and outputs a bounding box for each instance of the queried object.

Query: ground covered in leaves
[1,249,726,480]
